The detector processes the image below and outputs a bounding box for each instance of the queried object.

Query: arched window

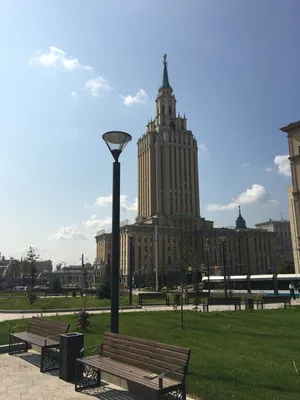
[170,121,175,130]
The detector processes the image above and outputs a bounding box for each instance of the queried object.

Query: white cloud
[121,89,148,106]
[83,215,112,230]
[264,167,272,172]
[274,155,291,177]
[29,46,92,71]
[94,194,137,212]
[49,226,86,241]
[207,184,278,212]
[85,76,112,97]
[241,162,250,168]
[71,91,77,98]
[199,143,207,150]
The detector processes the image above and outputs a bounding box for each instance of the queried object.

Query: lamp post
[205,239,211,297]
[219,237,228,298]
[128,234,134,306]
[102,131,132,334]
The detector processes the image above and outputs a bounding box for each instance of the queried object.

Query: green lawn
[1,308,300,400]
[0,294,137,310]
[0,293,177,310]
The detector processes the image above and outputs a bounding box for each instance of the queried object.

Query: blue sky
[0,0,299,266]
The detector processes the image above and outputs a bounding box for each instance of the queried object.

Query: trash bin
[245,298,254,310]
[72,291,76,297]
[59,332,84,383]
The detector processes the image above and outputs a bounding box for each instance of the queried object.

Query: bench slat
[78,356,181,390]
[96,349,183,383]
[11,332,59,347]
[102,346,184,380]
[104,332,190,356]
[103,335,188,363]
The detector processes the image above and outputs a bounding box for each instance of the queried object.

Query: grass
[1,308,300,400]
[0,293,177,310]
[0,294,137,310]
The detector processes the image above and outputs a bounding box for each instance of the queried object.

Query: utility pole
[129,235,134,306]
[155,223,159,292]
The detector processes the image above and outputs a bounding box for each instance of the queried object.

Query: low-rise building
[255,219,293,263]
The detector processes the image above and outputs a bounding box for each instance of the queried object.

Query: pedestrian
[289,281,296,300]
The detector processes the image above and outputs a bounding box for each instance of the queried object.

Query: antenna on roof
[280,212,283,221]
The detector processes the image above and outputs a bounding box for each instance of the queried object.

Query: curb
[0,305,141,314]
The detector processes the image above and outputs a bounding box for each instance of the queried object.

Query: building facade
[95,56,278,284]
[280,121,300,273]
[287,186,300,272]
[255,219,293,264]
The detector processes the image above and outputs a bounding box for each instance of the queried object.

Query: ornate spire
[160,54,172,90]
[235,206,247,229]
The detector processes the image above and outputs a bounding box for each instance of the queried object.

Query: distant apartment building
[49,264,96,287]
[255,219,293,263]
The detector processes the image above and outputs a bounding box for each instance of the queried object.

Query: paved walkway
[0,351,194,400]
[0,351,143,400]
[0,300,298,322]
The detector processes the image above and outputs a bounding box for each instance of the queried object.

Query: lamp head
[102,131,132,161]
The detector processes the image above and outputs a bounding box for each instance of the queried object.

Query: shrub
[76,310,91,331]
[28,294,37,305]
[52,278,62,293]
[96,280,111,299]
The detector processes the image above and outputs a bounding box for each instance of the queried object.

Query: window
[169,106,172,115]
[170,121,175,130]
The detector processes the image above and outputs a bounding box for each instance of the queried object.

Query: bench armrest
[44,334,61,345]
[11,324,28,333]
[79,344,102,358]
[159,366,183,389]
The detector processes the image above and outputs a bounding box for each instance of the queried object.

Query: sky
[0,0,299,267]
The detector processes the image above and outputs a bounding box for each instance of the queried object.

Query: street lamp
[219,236,228,298]
[102,131,132,334]
[205,239,211,297]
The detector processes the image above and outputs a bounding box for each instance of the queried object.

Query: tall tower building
[136,55,201,226]
[280,120,300,273]
[95,55,278,284]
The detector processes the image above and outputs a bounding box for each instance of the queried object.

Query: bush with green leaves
[96,280,111,299]
[52,278,62,293]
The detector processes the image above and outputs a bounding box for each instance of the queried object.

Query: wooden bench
[9,317,70,372]
[256,296,291,310]
[185,291,208,305]
[203,297,242,312]
[75,332,191,400]
[138,292,170,307]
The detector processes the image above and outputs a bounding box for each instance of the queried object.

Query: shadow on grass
[196,371,299,395]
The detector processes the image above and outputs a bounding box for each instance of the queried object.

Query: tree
[52,278,62,293]
[170,223,198,329]
[279,259,295,274]
[24,246,39,303]
[96,280,111,299]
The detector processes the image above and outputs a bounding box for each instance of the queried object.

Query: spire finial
[160,54,172,90]
[238,205,241,216]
